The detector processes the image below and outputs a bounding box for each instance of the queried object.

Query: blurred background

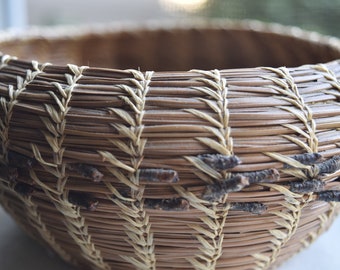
[1,0,340,270]
[1,0,340,37]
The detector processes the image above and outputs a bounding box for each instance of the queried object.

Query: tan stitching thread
[0,56,39,244]
[0,58,73,263]
[316,202,336,234]
[31,64,110,270]
[18,186,76,264]
[0,55,17,206]
[0,54,17,70]
[253,67,319,268]
[100,70,156,270]
[299,63,340,249]
[0,55,25,164]
[298,201,338,253]
[263,67,318,153]
[187,69,233,156]
[179,69,233,270]
[314,63,340,94]
[0,59,74,264]
[173,185,229,270]
[253,183,309,270]
[305,64,340,249]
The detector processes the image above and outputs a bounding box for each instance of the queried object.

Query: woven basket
[1,20,340,270]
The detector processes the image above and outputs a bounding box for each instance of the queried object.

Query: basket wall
[1,21,340,270]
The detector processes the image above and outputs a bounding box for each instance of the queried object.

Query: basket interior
[1,25,340,71]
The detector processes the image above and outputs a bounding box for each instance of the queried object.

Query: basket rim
[1,19,340,71]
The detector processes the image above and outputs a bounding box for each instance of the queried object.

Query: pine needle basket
[1,20,340,270]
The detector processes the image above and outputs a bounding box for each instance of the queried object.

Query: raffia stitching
[0,58,73,264]
[0,55,29,164]
[253,67,319,268]
[0,55,17,207]
[298,63,340,250]
[179,69,233,270]
[173,185,230,270]
[101,70,156,270]
[311,64,340,213]
[299,201,338,251]
[253,184,313,270]
[0,56,41,245]
[31,64,110,270]
[16,185,76,264]
[314,63,340,94]
[263,67,318,153]
[0,54,16,69]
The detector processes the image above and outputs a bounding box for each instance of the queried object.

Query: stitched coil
[1,20,340,270]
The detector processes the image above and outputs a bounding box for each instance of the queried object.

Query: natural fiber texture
[1,20,340,270]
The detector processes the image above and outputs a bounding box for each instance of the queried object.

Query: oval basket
[1,20,340,270]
